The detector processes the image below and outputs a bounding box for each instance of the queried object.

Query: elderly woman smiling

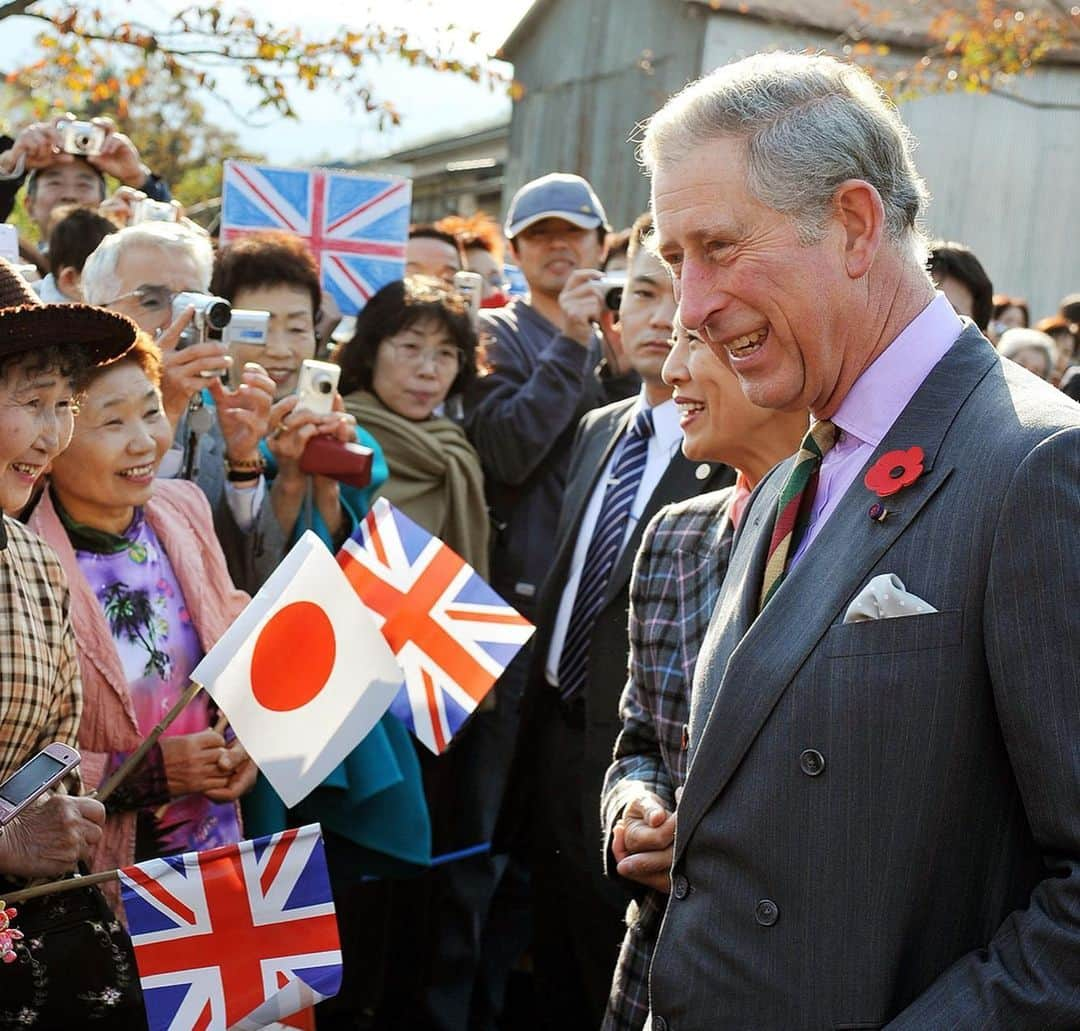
[28,332,255,890]
[0,258,149,1026]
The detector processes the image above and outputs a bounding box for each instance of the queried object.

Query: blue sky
[0,0,533,164]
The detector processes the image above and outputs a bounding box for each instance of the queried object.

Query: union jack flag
[220,160,411,316]
[337,499,534,754]
[118,824,341,1031]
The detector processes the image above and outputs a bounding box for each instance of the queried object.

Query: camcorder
[171,292,232,350]
[131,198,179,225]
[58,119,107,157]
[599,271,627,312]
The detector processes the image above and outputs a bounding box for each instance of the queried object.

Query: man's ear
[599,309,627,374]
[57,266,83,302]
[833,179,885,279]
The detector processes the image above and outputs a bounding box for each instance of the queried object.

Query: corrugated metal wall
[504,0,707,230]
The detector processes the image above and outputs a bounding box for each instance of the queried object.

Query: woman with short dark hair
[338,275,489,574]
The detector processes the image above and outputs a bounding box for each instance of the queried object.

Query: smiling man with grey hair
[617,50,1080,1030]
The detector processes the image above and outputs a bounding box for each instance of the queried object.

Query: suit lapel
[676,329,998,861]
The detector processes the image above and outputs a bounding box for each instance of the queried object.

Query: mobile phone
[0,743,81,826]
[453,270,483,318]
[295,359,341,416]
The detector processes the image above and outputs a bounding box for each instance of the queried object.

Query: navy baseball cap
[504,173,610,240]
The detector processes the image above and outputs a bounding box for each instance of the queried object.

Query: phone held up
[0,743,81,827]
[294,359,341,416]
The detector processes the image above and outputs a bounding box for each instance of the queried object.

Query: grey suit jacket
[649,328,1080,1030]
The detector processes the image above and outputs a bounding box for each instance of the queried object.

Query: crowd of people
[0,49,1077,1031]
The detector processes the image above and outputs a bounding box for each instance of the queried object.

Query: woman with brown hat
[0,256,151,1027]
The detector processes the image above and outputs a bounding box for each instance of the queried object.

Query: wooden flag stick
[4,867,119,905]
[93,680,204,803]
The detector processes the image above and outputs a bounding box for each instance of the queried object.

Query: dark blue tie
[557,406,654,702]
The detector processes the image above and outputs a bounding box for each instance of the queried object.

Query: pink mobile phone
[0,742,81,826]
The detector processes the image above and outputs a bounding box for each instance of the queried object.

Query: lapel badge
[868,502,889,523]
[865,446,925,499]
[695,463,711,481]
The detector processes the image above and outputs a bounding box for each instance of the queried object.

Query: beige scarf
[344,390,491,578]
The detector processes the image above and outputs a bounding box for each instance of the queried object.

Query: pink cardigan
[29,481,250,895]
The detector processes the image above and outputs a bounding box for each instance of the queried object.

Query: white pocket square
[843,573,938,623]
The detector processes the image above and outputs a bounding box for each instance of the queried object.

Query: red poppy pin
[864,446,925,498]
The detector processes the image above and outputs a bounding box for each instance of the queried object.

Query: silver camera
[131,198,179,225]
[58,120,106,157]
[599,271,627,312]
[221,309,270,347]
[171,292,232,349]
[452,270,483,317]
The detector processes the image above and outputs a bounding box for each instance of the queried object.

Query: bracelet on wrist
[224,454,265,474]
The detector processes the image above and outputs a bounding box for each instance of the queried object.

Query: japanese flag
[191,531,403,807]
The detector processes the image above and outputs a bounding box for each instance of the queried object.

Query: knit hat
[0,255,137,366]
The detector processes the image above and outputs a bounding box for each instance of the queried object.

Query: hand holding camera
[157,307,231,428]
[558,268,608,347]
[207,363,276,470]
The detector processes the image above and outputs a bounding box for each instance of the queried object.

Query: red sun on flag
[250,601,337,712]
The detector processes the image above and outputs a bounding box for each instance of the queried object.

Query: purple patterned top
[80,509,241,859]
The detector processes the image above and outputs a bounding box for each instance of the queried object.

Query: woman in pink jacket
[29,333,255,892]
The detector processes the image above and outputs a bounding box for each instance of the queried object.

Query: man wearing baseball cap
[425,174,636,1029]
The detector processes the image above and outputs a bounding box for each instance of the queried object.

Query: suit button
[654,1018,669,1031]
[672,874,690,899]
[681,723,689,751]
[755,899,779,926]
[799,748,825,776]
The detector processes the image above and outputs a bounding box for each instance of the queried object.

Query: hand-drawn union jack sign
[221,160,412,316]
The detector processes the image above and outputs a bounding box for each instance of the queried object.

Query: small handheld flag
[191,531,403,807]
[119,824,340,1031]
[337,499,535,754]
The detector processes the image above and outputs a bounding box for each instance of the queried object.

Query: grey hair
[82,222,214,305]
[641,52,929,254]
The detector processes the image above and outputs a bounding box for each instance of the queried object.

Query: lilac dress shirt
[789,293,964,568]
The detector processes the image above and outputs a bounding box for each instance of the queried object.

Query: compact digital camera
[222,309,270,347]
[58,119,106,157]
[131,198,179,224]
[171,292,232,349]
[599,271,627,312]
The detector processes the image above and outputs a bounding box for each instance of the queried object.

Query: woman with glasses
[338,275,489,574]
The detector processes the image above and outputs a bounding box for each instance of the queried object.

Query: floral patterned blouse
[75,507,240,860]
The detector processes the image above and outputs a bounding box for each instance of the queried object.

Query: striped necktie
[557,406,655,702]
[758,419,837,611]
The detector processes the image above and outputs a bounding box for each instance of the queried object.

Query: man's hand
[160,731,229,798]
[0,121,65,175]
[207,364,275,464]
[559,268,606,347]
[0,793,105,879]
[612,790,677,894]
[85,119,150,189]
[158,310,232,429]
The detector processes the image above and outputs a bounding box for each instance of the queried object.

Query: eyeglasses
[385,338,464,374]
[102,284,176,312]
